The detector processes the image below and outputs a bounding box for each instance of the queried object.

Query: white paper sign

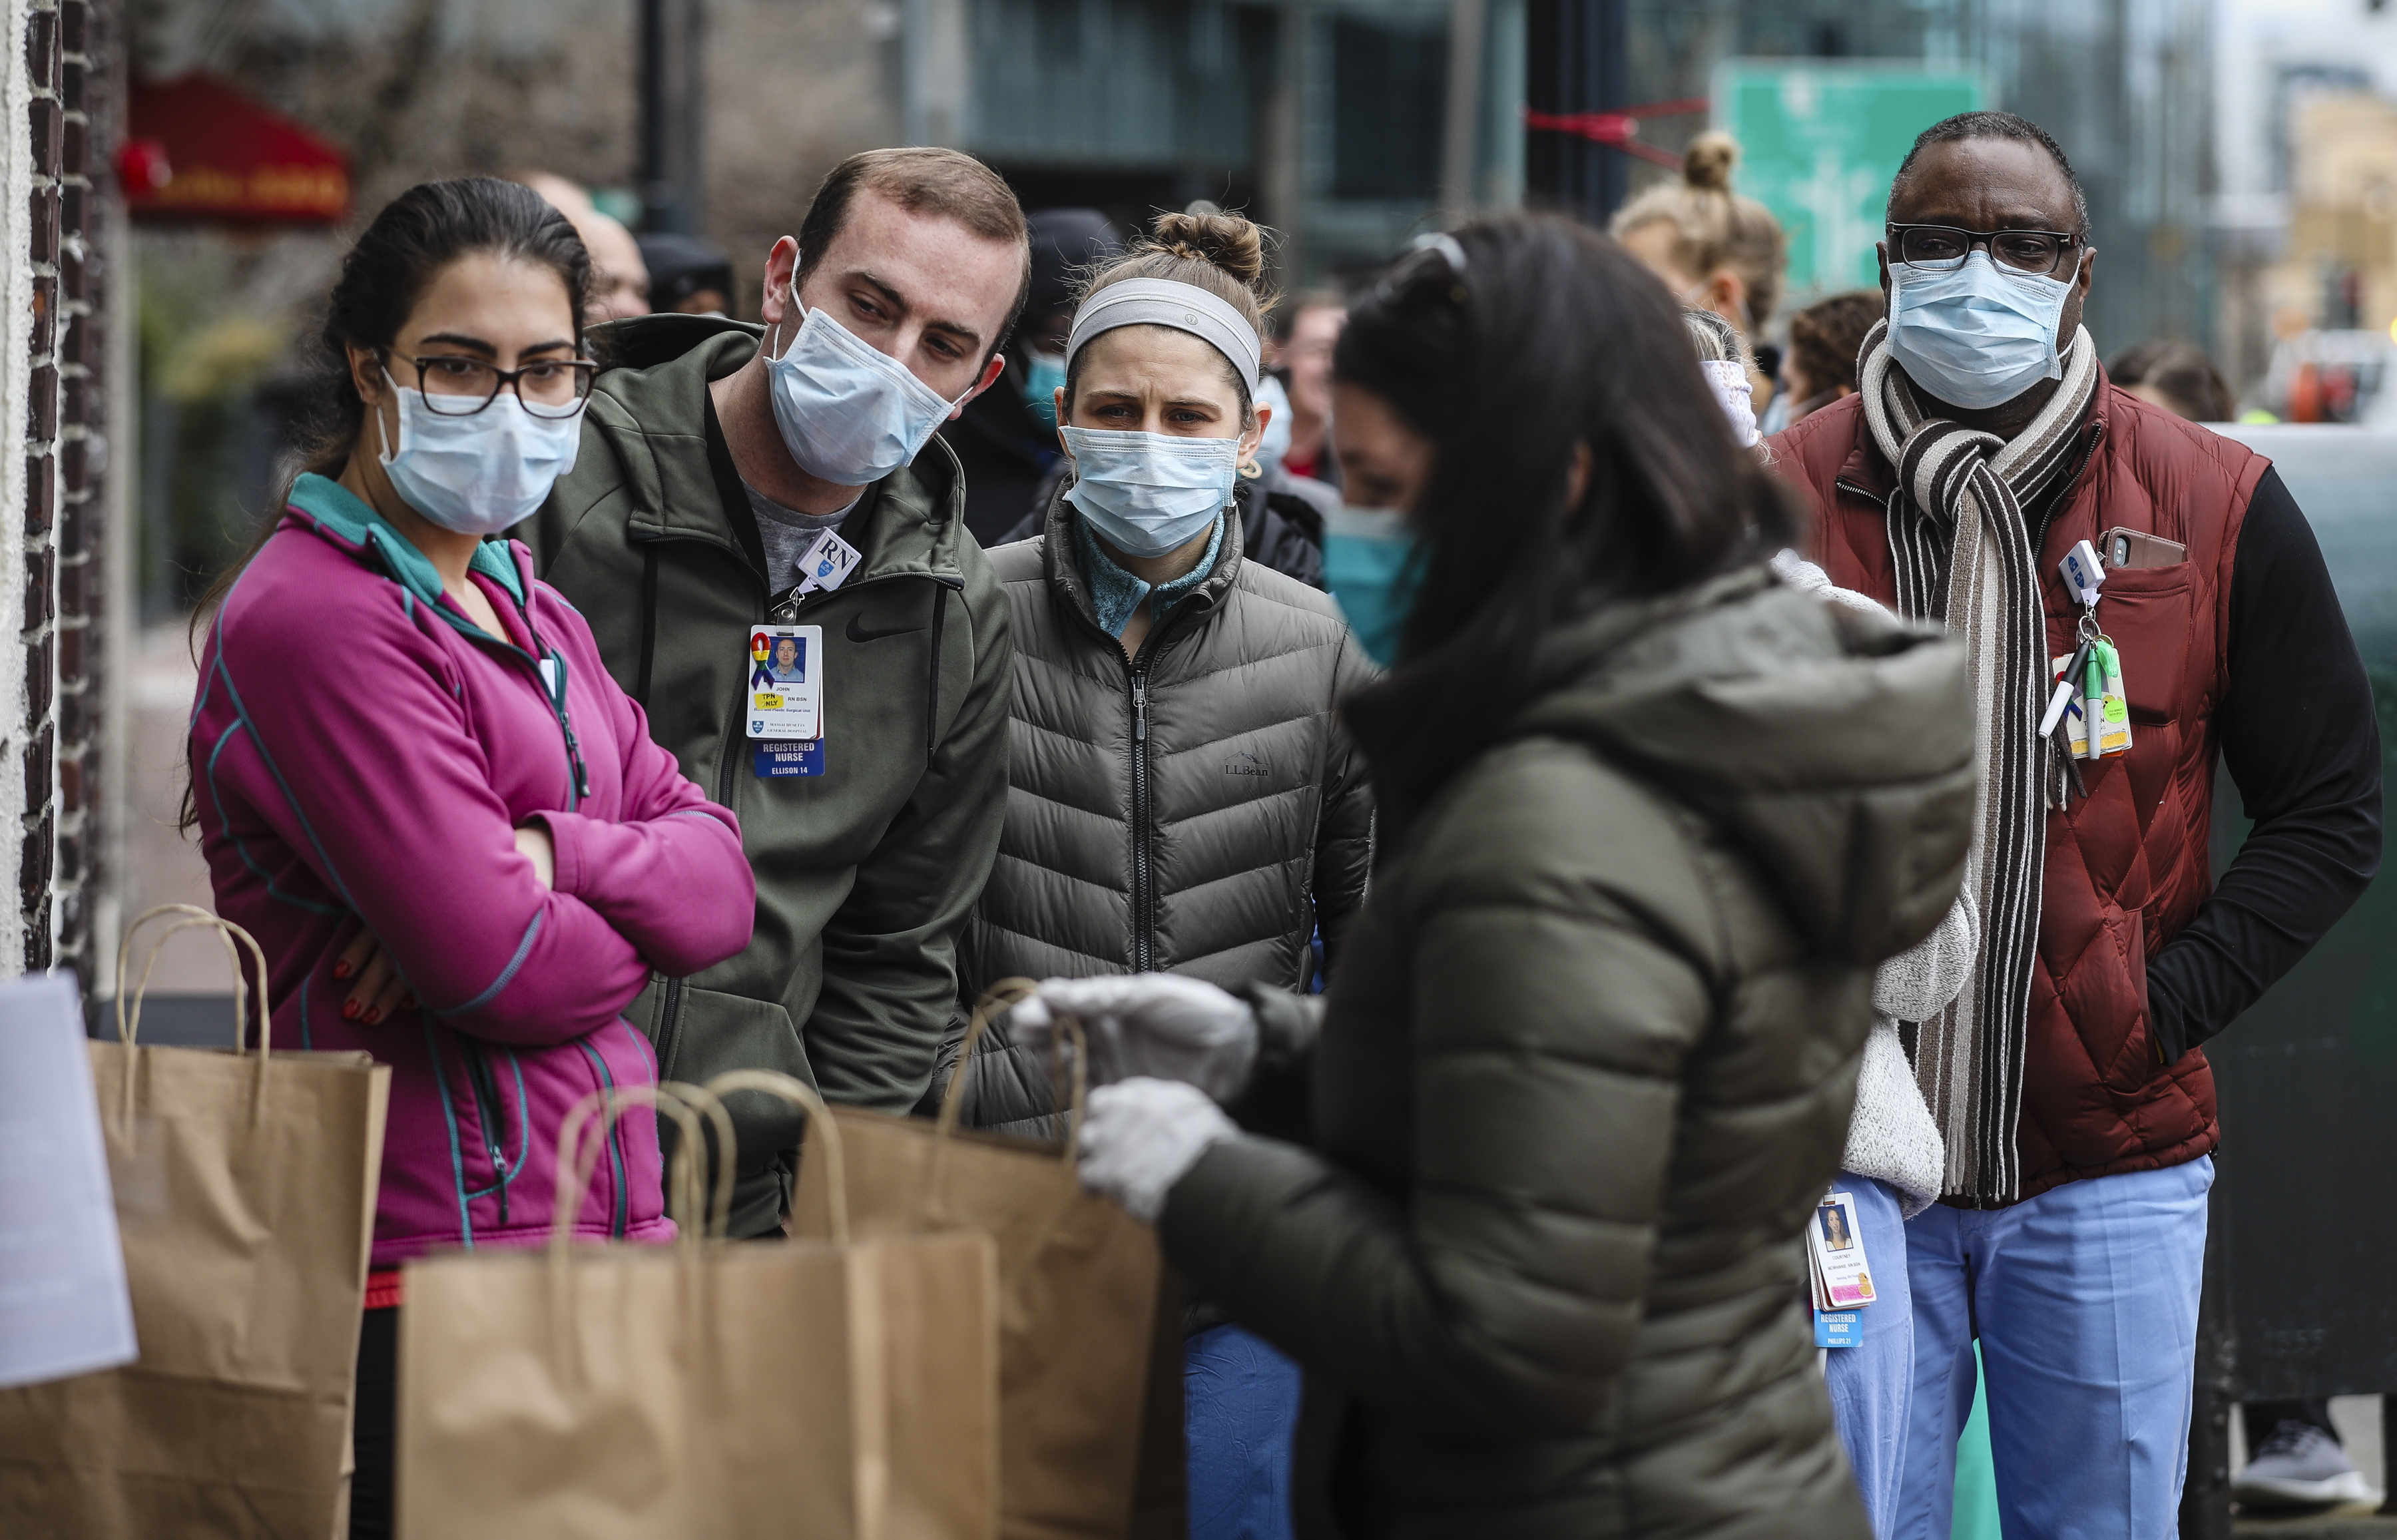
[0,971,137,1388]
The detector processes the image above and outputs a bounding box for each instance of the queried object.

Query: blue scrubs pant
[1187,1323,1301,1540]
[1892,1156,2213,1540]
[1821,1174,1913,1540]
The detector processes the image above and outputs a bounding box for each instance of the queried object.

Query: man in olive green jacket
[521,149,1027,1236]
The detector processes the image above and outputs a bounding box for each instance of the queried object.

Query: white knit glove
[1010,974,1259,1103]
[1075,1077,1238,1223]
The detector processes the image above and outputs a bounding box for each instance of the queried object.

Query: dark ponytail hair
[194,177,591,629]
[1336,211,1794,839]
[1065,208,1278,425]
[179,178,589,834]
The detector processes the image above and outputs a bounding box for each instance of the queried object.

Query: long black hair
[1337,211,1794,835]
[194,176,591,627]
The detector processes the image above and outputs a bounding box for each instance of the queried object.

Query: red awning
[124,74,350,225]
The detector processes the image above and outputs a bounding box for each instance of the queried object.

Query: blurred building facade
[2241,92,2397,424]
[1611,0,2213,358]
[912,0,1524,280]
[2267,93,2397,340]
[2209,1,2397,407]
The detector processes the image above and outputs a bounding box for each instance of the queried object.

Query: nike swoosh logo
[846,615,924,644]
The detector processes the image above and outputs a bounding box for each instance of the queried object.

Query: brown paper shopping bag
[0,905,392,1539]
[398,1071,999,1540]
[792,987,1173,1540]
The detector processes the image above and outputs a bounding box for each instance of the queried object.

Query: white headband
[1064,278,1262,392]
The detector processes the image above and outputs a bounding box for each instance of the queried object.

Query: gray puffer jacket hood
[1158,565,1975,1539]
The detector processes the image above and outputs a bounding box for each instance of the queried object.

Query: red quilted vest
[1768,379,2267,1203]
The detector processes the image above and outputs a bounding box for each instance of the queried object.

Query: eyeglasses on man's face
[387,351,598,419]
[1886,224,2083,278]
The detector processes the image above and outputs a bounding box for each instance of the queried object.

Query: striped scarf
[1859,320,2097,1204]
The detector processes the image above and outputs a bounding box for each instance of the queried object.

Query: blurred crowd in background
[128,0,2397,622]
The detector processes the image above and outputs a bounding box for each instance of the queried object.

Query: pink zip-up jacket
[191,473,756,1266]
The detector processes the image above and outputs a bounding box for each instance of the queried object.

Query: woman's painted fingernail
[333,960,352,979]
[342,999,361,1020]
[363,1007,382,1025]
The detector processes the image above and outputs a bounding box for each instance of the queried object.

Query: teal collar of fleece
[288,472,527,611]
[1070,509,1224,639]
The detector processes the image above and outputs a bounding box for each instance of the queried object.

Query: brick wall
[19,0,113,982]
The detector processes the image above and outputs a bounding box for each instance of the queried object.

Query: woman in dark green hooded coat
[1007,213,1978,1539]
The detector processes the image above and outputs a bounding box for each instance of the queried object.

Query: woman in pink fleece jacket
[186,178,755,1539]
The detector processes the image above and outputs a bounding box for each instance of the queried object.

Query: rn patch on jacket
[1224,751,1271,778]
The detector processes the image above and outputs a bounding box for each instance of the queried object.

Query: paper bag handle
[933,981,1035,1136]
[701,1070,848,1244]
[551,1084,710,1251]
[655,1079,742,1240]
[115,903,272,1053]
[1047,1018,1089,1160]
[935,980,1087,1174]
[112,905,276,1129]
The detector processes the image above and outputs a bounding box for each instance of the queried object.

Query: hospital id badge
[2050,644,2131,759]
[1814,1310,1860,1349]
[1806,1190,1878,1310]
[746,625,822,741]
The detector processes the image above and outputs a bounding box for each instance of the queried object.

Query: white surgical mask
[1061,426,1240,558]
[766,292,967,486]
[1699,359,1758,447]
[378,372,582,537]
[1887,249,2080,411]
[1253,376,1294,477]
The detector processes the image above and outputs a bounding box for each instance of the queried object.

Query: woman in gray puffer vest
[999,214,1978,1539]
[930,210,1376,1137]
[928,208,1375,1540]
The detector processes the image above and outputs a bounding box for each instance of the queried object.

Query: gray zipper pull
[1133,676,1148,742]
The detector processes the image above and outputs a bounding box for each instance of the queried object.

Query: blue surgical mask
[1887,249,2081,411]
[378,372,583,537]
[1061,427,1239,558]
[1021,350,1067,430]
[1253,376,1294,477]
[1321,507,1420,667]
[765,294,966,486]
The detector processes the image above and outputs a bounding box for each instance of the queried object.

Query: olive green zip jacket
[520,314,1012,1236]
[1163,567,1975,1539]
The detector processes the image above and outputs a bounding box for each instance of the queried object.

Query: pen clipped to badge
[2041,539,2131,761]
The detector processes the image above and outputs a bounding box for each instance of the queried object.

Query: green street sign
[1712,61,1989,301]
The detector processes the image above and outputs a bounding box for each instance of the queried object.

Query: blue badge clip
[2061,539,2105,608]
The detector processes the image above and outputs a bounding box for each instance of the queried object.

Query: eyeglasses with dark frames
[383,350,599,419]
[1886,223,2085,278]
[1374,232,1470,310]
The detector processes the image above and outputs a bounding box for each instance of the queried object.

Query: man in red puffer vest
[1769,111,2381,1539]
